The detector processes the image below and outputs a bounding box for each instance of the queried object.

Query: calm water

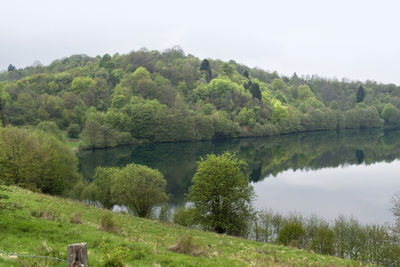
[78,129,400,224]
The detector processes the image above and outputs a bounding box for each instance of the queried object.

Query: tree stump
[67,243,88,267]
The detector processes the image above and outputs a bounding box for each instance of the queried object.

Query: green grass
[65,138,81,151]
[0,186,376,266]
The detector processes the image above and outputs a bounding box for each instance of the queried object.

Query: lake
[78,129,400,224]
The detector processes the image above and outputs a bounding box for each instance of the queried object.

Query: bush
[173,206,199,228]
[99,213,117,233]
[168,234,206,256]
[111,163,168,218]
[0,127,81,195]
[36,121,65,141]
[70,213,83,224]
[187,152,255,236]
[277,222,306,247]
[67,123,81,138]
[310,226,335,255]
[158,204,172,222]
[100,242,130,267]
[117,132,134,145]
[31,209,59,221]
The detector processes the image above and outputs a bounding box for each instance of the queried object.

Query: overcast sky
[1,0,399,84]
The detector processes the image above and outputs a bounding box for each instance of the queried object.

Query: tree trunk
[67,243,88,267]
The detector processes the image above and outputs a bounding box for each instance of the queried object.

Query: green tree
[310,227,335,255]
[36,121,65,141]
[277,222,306,247]
[220,63,234,76]
[81,119,102,148]
[356,85,366,103]
[249,82,262,100]
[0,96,4,127]
[111,164,168,217]
[0,127,80,194]
[71,76,96,94]
[381,103,400,127]
[67,124,81,138]
[7,64,15,72]
[92,167,119,209]
[188,152,255,236]
[200,59,212,82]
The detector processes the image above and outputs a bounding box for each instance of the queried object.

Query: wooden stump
[67,243,88,267]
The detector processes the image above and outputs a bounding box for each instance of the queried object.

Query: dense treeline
[1,47,400,147]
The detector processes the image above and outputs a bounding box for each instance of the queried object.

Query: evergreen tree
[200,59,212,82]
[250,82,262,100]
[7,64,15,72]
[356,85,366,103]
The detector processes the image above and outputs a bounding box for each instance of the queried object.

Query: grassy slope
[0,187,374,267]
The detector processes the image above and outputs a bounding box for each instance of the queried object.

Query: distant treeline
[1,47,400,147]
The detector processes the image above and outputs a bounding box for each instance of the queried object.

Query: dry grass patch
[168,234,207,257]
[98,213,118,233]
[70,213,82,224]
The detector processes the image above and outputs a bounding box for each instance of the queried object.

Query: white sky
[1,0,400,84]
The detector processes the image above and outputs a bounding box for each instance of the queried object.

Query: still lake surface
[78,129,400,224]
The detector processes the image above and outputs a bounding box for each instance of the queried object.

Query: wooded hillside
[1,47,399,148]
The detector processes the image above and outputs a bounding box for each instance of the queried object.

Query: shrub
[67,124,81,138]
[277,222,306,247]
[70,213,83,224]
[310,226,335,255]
[158,204,172,222]
[117,132,134,145]
[111,163,168,218]
[31,209,59,221]
[187,152,255,236]
[99,213,117,233]
[100,242,130,267]
[168,234,206,256]
[173,206,199,228]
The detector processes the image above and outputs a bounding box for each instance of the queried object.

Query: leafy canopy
[188,152,255,236]
[111,163,168,217]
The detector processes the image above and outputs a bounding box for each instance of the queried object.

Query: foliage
[111,164,168,217]
[199,59,212,82]
[1,48,400,148]
[310,226,335,255]
[251,210,400,266]
[392,193,400,239]
[173,206,199,228]
[35,121,65,141]
[92,166,118,209]
[167,234,206,256]
[356,85,366,103]
[158,203,172,222]
[0,127,80,195]
[277,222,306,247]
[99,242,129,267]
[99,213,117,233]
[188,152,255,236]
[67,123,81,138]
[381,103,400,127]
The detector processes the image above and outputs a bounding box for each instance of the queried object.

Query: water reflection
[78,129,400,222]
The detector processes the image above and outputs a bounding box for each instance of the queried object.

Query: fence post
[67,243,88,267]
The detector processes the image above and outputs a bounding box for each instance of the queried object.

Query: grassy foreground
[0,187,374,266]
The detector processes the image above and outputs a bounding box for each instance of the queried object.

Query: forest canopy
[1,47,399,147]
